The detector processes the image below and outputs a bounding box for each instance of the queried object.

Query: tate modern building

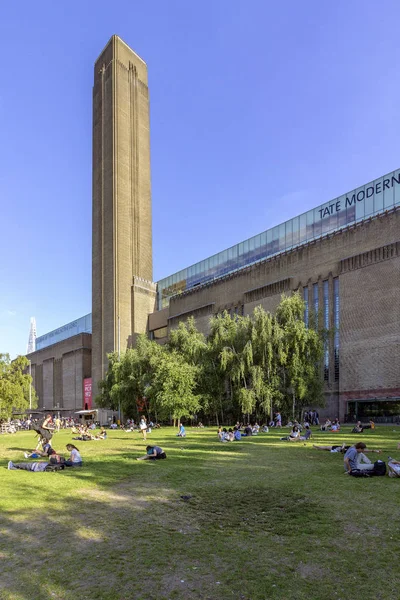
[27,36,400,423]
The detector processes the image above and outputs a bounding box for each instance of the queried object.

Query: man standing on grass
[343,442,374,474]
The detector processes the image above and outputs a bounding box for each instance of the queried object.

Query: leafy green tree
[96,335,163,419]
[151,350,200,421]
[275,293,324,418]
[0,354,37,419]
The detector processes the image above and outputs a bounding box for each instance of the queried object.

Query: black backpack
[350,461,386,478]
[372,460,386,476]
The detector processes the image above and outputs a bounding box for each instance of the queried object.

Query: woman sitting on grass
[288,425,312,442]
[136,445,167,460]
[64,444,82,467]
[281,425,301,441]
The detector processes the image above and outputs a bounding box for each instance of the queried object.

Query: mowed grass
[0,426,399,600]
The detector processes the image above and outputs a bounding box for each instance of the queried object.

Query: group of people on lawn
[7,414,83,472]
[5,413,400,477]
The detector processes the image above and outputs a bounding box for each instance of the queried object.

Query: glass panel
[374,176,384,213]
[313,207,322,237]
[299,213,307,243]
[292,216,299,246]
[285,219,293,248]
[383,174,394,209]
[306,210,314,240]
[394,171,400,206]
[355,185,365,221]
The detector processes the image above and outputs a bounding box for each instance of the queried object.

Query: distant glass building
[36,314,92,351]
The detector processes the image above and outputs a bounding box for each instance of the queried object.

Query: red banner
[83,378,92,410]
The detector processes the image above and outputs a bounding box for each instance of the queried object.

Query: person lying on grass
[314,443,381,454]
[8,460,65,472]
[388,457,400,477]
[64,444,82,467]
[136,445,167,460]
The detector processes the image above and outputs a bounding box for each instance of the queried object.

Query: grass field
[0,425,399,600]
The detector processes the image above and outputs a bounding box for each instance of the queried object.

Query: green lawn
[0,425,399,600]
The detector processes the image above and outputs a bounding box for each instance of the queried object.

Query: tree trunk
[292,391,296,420]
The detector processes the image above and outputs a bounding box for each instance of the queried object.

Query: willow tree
[275,293,324,418]
[96,334,163,419]
[250,306,282,419]
[208,311,256,419]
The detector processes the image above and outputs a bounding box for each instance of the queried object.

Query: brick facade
[149,209,400,420]
[92,36,155,394]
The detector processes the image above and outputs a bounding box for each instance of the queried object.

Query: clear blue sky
[1,0,399,358]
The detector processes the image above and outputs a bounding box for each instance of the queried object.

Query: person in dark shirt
[137,446,167,460]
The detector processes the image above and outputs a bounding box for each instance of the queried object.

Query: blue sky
[1,0,400,358]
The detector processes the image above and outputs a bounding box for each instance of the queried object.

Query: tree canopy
[96,293,325,423]
[0,354,37,420]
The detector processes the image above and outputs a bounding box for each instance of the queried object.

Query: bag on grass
[371,460,386,476]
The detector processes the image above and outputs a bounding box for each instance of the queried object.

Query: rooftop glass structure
[157,168,400,309]
[35,314,92,351]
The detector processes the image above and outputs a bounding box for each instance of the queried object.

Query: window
[303,287,309,328]
[333,278,339,381]
[313,283,319,328]
[323,280,329,381]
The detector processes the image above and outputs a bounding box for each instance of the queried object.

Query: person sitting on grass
[219,428,229,442]
[242,424,253,437]
[24,439,52,459]
[288,425,312,442]
[320,419,332,431]
[136,445,167,460]
[177,422,186,437]
[233,427,241,441]
[351,420,374,434]
[64,444,82,467]
[95,427,107,439]
[344,442,376,474]
[281,425,301,441]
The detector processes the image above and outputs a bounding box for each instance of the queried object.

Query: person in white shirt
[65,444,82,467]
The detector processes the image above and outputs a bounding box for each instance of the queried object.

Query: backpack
[350,461,386,478]
[372,460,386,476]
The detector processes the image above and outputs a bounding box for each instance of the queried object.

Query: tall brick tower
[92,35,156,394]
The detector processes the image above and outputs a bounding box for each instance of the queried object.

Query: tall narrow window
[303,287,309,328]
[333,278,340,381]
[313,283,319,328]
[323,280,329,381]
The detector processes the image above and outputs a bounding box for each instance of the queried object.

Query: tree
[96,335,163,419]
[275,293,324,419]
[0,354,37,420]
[151,350,200,421]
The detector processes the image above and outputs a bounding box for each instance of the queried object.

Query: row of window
[303,278,340,382]
[157,169,400,309]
